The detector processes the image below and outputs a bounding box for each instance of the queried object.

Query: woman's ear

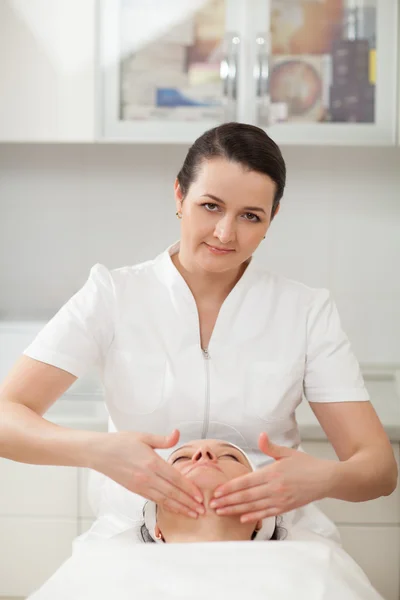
[154,523,163,540]
[271,202,280,220]
[174,179,183,216]
[174,179,183,211]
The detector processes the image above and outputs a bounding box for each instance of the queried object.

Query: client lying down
[28,439,384,600]
[139,438,285,543]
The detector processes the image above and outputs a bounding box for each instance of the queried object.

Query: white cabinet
[302,441,400,600]
[0,460,78,516]
[0,517,78,598]
[0,0,96,142]
[1,0,398,145]
[0,460,78,598]
[398,0,400,145]
[338,525,400,600]
[98,0,398,145]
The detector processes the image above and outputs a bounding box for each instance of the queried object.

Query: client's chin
[156,467,261,543]
[185,464,226,499]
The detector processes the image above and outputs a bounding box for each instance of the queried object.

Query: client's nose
[192,446,217,463]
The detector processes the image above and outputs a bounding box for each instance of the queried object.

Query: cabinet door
[78,467,96,519]
[254,0,398,145]
[0,516,78,598]
[99,0,246,142]
[338,525,400,600]
[398,1,400,146]
[0,459,78,517]
[0,0,95,142]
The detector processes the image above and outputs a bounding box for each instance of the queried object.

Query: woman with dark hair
[0,123,397,564]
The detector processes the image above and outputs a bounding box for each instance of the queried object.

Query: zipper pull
[202,348,210,359]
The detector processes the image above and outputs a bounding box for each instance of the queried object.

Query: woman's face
[174,157,279,274]
[168,438,252,482]
[154,439,263,543]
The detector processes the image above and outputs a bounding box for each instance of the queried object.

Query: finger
[240,508,281,523]
[151,471,205,515]
[213,471,268,499]
[259,432,295,459]
[215,498,268,516]
[142,429,180,449]
[211,483,270,508]
[156,459,204,507]
[149,488,200,519]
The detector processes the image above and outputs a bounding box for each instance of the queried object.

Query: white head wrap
[144,441,276,543]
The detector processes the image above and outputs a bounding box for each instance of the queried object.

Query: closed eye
[222,454,240,461]
[172,456,190,464]
[172,453,240,464]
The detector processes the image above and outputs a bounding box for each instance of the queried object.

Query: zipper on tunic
[201,348,211,438]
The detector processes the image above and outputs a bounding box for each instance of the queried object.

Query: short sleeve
[23,264,116,378]
[304,288,370,403]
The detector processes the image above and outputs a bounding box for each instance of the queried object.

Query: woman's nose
[215,217,236,243]
[192,447,217,462]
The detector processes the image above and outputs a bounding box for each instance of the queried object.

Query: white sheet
[28,528,383,600]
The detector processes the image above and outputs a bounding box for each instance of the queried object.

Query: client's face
[154,439,263,543]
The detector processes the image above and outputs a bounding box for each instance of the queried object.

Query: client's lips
[186,462,222,475]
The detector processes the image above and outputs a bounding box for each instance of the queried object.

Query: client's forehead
[171,439,236,454]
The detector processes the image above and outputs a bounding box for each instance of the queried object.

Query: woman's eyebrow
[201,193,267,215]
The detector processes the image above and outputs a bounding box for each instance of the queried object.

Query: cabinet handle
[254,33,288,128]
[254,33,271,127]
[220,33,240,121]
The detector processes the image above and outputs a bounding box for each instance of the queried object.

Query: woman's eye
[202,202,219,212]
[244,212,260,222]
[202,203,259,223]
[223,454,240,461]
[172,456,189,464]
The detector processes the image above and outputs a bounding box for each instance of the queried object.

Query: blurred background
[0,1,399,599]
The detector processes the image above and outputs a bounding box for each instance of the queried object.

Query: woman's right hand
[90,429,205,518]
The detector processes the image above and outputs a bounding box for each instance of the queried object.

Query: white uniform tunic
[24,241,370,540]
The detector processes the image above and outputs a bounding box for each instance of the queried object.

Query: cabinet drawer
[0,459,78,517]
[301,442,400,524]
[0,516,77,598]
[78,468,95,518]
[337,525,400,600]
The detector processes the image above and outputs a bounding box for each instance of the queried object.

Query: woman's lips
[205,243,235,255]
[186,463,222,475]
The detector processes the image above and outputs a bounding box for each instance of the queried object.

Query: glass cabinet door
[100,0,243,142]
[254,0,398,145]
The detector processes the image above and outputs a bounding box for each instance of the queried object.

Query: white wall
[0,143,399,365]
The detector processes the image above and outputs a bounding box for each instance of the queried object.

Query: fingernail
[196,506,205,514]
[189,511,198,518]
[214,491,222,498]
[210,500,218,508]
[195,496,203,503]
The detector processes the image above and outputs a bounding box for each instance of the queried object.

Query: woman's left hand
[210,432,336,523]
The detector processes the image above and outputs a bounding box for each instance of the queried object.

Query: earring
[176,211,182,219]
